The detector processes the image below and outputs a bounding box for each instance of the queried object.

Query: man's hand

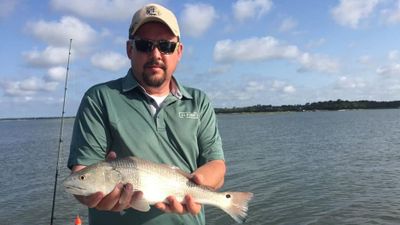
[154,160,226,215]
[71,151,141,212]
[153,173,204,215]
[154,194,202,215]
[73,183,142,211]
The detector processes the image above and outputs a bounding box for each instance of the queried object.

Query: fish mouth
[64,185,88,195]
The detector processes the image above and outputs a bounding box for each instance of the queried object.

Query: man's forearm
[192,160,226,190]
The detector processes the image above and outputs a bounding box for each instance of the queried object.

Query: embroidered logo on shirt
[178,112,199,119]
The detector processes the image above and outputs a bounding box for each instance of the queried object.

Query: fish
[63,157,253,223]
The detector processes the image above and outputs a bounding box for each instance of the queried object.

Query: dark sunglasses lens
[134,40,153,52]
[158,41,177,54]
[134,40,177,54]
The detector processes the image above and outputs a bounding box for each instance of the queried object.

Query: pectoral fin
[130,197,151,212]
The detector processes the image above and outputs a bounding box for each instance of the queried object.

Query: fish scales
[114,157,213,204]
[64,157,253,223]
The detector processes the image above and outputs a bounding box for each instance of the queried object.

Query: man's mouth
[144,61,165,70]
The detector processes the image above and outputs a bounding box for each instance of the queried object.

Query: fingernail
[124,184,132,192]
[117,183,124,190]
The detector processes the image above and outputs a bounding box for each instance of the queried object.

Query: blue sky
[1,0,400,118]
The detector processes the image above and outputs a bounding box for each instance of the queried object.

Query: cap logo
[146,6,159,16]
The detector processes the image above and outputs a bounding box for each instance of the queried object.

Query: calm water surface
[0,109,399,225]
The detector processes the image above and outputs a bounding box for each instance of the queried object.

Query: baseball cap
[129,3,180,38]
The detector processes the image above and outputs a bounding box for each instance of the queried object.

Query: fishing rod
[50,38,72,225]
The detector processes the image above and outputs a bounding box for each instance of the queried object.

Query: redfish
[64,157,253,223]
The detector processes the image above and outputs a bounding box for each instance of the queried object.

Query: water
[0,109,399,225]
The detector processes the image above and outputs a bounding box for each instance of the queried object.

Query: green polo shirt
[67,69,224,225]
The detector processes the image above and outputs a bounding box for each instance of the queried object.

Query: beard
[143,71,166,87]
[142,60,167,88]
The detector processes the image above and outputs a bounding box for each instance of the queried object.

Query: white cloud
[1,77,59,97]
[283,85,296,93]
[297,53,339,73]
[233,0,273,22]
[358,55,373,64]
[181,3,217,37]
[376,63,400,76]
[279,17,297,32]
[26,16,97,49]
[382,0,400,24]
[46,66,66,82]
[271,80,296,93]
[388,83,400,91]
[51,0,153,21]
[335,76,366,89]
[245,81,265,92]
[23,17,92,69]
[387,12,400,24]
[91,51,129,72]
[213,36,339,73]
[214,36,299,62]
[207,78,297,107]
[331,0,381,28]
[23,46,70,67]
[100,28,112,38]
[388,50,399,61]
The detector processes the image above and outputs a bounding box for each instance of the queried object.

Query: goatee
[142,60,167,87]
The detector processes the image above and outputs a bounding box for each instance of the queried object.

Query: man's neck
[131,72,171,96]
[141,82,170,96]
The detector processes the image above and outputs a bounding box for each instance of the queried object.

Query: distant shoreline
[215,99,400,114]
[0,116,75,121]
[1,100,399,120]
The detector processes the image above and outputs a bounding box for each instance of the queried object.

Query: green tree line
[215,99,400,114]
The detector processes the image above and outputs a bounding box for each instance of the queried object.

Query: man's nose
[149,45,162,58]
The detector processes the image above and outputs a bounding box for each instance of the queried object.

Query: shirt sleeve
[67,89,111,169]
[196,94,224,166]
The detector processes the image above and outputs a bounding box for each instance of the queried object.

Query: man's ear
[177,43,183,61]
[126,40,133,59]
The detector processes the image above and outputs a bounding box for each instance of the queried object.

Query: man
[67,3,226,225]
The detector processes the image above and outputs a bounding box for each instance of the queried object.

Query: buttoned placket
[149,94,183,132]
[145,94,167,132]
[127,73,185,131]
[153,103,165,132]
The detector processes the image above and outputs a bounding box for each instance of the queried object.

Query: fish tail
[221,192,253,223]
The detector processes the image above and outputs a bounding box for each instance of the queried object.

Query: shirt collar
[122,68,139,92]
[121,68,192,100]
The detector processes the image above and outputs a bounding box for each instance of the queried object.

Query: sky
[1,0,400,118]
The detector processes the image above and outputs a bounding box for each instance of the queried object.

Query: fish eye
[79,175,86,181]
[226,194,231,199]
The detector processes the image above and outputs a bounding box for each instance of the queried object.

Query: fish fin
[130,196,151,212]
[222,192,254,224]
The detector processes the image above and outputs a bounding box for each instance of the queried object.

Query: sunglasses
[132,39,179,54]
